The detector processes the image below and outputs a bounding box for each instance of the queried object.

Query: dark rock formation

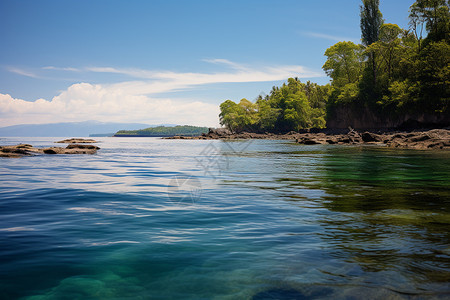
[361,132,381,142]
[56,138,98,144]
[295,129,449,150]
[166,127,450,150]
[0,144,34,157]
[384,129,450,150]
[0,143,100,158]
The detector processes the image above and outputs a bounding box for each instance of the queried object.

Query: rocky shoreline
[166,128,450,150]
[1,138,100,158]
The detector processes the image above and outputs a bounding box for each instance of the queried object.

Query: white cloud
[7,67,40,78]
[202,58,249,71]
[301,31,359,43]
[0,59,324,127]
[42,66,81,72]
[0,86,219,127]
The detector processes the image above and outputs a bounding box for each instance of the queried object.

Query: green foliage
[409,0,450,44]
[218,1,449,130]
[323,41,365,87]
[416,40,450,112]
[323,41,364,107]
[219,98,259,132]
[115,125,209,136]
[219,78,329,132]
[256,95,280,131]
[324,0,449,122]
[337,83,360,103]
[380,80,419,108]
[360,0,384,46]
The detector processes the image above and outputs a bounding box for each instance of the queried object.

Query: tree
[360,0,384,86]
[416,40,450,112]
[256,95,280,131]
[409,0,450,43]
[323,41,364,107]
[219,100,241,132]
[367,23,403,89]
[237,98,259,130]
[323,41,365,87]
[360,0,384,46]
[219,78,329,132]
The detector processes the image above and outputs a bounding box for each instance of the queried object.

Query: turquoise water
[0,137,449,299]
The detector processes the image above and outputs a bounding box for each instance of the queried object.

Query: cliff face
[327,105,450,130]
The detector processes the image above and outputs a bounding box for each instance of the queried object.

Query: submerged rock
[252,286,334,300]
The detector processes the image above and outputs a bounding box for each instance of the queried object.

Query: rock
[0,145,34,157]
[326,138,338,144]
[0,143,100,158]
[42,145,100,155]
[361,132,381,142]
[409,134,431,142]
[16,144,33,149]
[296,134,328,145]
[384,129,450,150]
[303,138,322,145]
[166,128,450,150]
[42,148,62,154]
[207,128,231,137]
[338,137,352,144]
[56,138,98,144]
[66,144,100,150]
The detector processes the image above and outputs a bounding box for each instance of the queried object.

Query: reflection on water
[0,138,449,299]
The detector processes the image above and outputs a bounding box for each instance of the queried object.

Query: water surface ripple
[0,137,449,299]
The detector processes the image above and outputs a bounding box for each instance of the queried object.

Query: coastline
[165,128,450,150]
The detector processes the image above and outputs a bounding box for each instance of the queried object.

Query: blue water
[0,137,449,299]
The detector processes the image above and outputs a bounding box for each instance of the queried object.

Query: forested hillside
[219,0,449,132]
[114,125,208,136]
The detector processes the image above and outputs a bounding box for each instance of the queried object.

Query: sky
[0,0,414,127]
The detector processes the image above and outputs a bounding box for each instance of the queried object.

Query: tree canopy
[218,0,449,131]
[219,78,330,133]
[324,0,449,121]
[114,125,209,136]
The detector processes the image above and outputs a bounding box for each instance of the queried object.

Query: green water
[0,138,449,299]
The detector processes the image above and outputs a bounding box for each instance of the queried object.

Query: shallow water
[0,137,449,299]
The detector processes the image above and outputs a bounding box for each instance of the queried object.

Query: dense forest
[115,125,209,137]
[219,0,449,132]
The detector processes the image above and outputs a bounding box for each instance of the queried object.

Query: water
[0,137,449,299]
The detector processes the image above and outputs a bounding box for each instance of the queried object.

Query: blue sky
[0,0,413,127]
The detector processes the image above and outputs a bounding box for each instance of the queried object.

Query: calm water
[0,137,449,299]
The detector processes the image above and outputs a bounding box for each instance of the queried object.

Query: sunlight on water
[0,137,449,299]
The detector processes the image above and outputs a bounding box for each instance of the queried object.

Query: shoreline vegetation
[164,0,450,151]
[2,1,449,154]
[148,0,450,153]
[216,0,449,133]
[114,125,208,137]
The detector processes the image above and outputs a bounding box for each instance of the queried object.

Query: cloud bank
[1,60,323,127]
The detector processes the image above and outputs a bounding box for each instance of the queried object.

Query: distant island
[0,121,153,137]
[89,133,115,137]
[114,125,209,137]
